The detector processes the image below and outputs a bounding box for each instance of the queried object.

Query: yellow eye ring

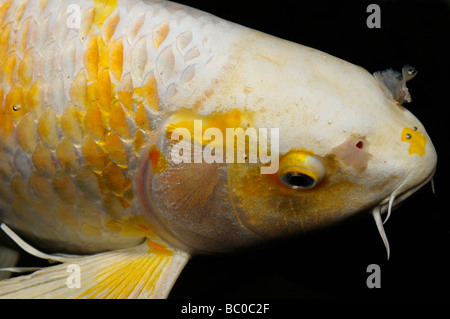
[277,151,325,190]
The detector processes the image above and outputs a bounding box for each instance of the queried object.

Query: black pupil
[284,173,315,188]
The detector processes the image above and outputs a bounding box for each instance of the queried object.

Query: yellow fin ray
[0,224,190,299]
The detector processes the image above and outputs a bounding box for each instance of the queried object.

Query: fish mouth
[377,168,435,215]
[370,167,436,260]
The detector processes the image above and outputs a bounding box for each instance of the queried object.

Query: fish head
[222,41,437,249]
[139,32,437,254]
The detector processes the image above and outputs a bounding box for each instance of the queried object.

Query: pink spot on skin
[331,137,372,171]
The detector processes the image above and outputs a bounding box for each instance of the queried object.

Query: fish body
[0,0,437,298]
[0,0,244,254]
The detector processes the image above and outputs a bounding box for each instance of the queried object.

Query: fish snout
[401,125,437,195]
[379,123,437,215]
[370,126,436,259]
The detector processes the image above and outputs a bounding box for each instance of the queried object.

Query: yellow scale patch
[401,127,427,156]
[164,108,256,167]
[0,0,163,248]
[165,108,252,145]
[149,144,168,173]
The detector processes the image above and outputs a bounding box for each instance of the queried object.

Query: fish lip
[375,167,436,215]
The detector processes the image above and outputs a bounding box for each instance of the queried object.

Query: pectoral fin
[0,224,190,299]
[0,245,20,280]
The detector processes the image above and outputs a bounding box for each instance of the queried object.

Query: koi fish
[0,0,437,298]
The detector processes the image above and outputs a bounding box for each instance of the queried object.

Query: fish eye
[277,151,325,190]
[281,172,317,189]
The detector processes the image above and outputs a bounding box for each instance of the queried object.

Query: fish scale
[0,0,213,253]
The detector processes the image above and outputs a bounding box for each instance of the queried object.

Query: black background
[167,0,450,299]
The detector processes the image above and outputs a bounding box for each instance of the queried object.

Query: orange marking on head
[165,108,248,147]
[149,145,168,174]
[401,127,427,156]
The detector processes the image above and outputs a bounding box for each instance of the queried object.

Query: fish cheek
[140,142,261,253]
[227,157,369,239]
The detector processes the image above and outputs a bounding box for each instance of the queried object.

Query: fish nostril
[356,141,364,149]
